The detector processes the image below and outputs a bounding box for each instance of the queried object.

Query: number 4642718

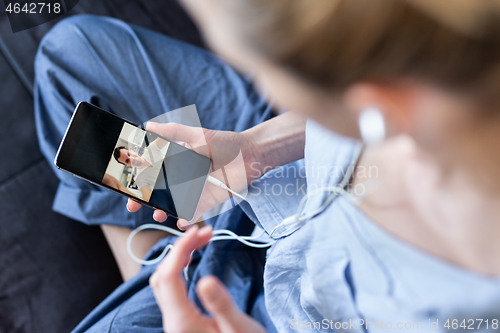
[5,3,61,14]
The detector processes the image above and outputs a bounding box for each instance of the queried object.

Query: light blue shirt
[242,120,500,332]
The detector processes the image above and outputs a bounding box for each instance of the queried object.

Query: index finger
[162,225,212,276]
[150,226,213,319]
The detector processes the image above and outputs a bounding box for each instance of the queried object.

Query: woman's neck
[355,135,500,276]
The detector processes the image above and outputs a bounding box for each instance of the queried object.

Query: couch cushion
[0,0,204,331]
[0,160,123,332]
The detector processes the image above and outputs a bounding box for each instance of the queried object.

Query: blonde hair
[228,0,500,104]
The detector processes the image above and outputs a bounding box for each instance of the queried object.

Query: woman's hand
[127,112,307,228]
[150,225,267,333]
[127,121,264,228]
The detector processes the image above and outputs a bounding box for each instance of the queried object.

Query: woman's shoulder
[305,119,361,187]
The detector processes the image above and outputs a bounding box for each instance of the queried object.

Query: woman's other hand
[150,225,267,333]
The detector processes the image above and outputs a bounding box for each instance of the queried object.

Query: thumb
[146,122,204,144]
[197,276,266,333]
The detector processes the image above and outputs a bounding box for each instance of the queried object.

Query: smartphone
[54,101,211,222]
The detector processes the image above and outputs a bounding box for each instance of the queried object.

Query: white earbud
[358,108,386,145]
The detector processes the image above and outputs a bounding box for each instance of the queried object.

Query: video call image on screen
[102,123,169,203]
[62,103,212,219]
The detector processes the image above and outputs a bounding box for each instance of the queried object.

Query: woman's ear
[343,82,416,136]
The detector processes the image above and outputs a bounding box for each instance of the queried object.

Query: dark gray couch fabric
[0,1,204,331]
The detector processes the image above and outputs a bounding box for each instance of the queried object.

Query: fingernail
[202,279,222,303]
[153,211,160,221]
[177,220,190,230]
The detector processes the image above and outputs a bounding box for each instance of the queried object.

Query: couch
[0,1,204,331]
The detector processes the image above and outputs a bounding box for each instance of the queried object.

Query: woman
[34,0,500,332]
[148,0,500,331]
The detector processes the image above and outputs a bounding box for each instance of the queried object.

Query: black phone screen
[55,102,211,221]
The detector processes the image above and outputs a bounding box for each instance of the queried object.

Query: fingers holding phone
[127,121,256,229]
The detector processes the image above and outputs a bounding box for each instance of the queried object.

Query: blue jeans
[34,15,276,332]
[35,14,273,229]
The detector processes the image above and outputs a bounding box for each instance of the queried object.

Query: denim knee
[34,15,96,99]
[38,15,99,56]
[34,15,107,164]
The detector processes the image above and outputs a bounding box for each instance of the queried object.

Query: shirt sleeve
[239,119,360,239]
[239,159,308,238]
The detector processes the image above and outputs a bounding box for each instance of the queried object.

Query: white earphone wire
[126,143,364,266]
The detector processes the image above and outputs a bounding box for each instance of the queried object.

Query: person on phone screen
[113,137,169,202]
